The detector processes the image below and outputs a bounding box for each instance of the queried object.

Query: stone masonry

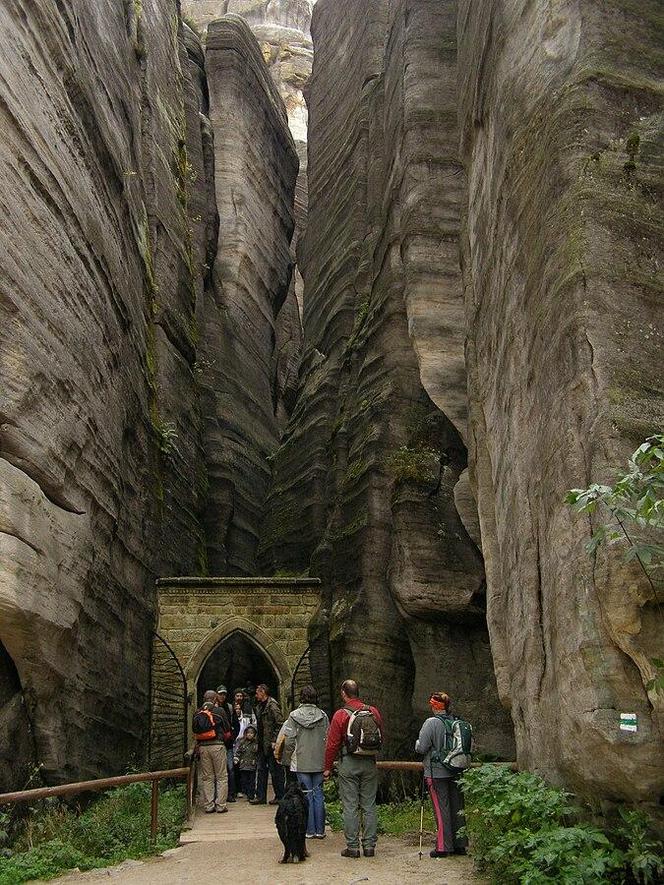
[154,577,322,715]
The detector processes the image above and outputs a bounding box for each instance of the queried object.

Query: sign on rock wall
[150,577,322,767]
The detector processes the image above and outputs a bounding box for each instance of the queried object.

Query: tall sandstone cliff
[459,0,664,802]
[260,0,515,760]
[0,1,296,789]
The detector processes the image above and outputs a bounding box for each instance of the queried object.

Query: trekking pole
[418,771,426,860]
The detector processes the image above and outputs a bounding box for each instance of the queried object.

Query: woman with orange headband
[415,692,468,858]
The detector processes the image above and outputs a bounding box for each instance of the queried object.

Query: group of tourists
[192,679,468,858]
[192,683,286,812]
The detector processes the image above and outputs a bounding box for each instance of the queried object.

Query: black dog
[275,781,309,863]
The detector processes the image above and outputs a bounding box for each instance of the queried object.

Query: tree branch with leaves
[566,434,664,694]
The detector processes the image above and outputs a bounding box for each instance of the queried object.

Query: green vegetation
[325,799,435,839]
[0,783,186,884]
[462,765,664,885]
[566,434,664,692]
[386,445,439,484]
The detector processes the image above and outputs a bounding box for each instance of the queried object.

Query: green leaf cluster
[565,433,664,570]
[566,434,664,692]
[0,783,186,884]
[462,765,664,884]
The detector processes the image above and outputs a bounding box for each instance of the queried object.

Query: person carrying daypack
[415,691,471,857]
[324,679,383,859]
[192,690,233,813]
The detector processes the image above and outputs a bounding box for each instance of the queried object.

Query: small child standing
[234,724,258,801]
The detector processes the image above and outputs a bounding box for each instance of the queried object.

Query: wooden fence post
[150,779,159,846]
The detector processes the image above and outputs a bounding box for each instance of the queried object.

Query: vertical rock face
[0,0,297,789]
[182,0,316,141]
[182,1,314,432]
[458,1,664,800]
[260,0,514,759]
[199,16,298,575]
[0,0,212,788]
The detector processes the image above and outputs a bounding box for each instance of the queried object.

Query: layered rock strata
[0,1,297,789]
[260,0,514,759]
[0,0,213,788]
[458,0,664,801]
[199,16,298,575]
[182,1,316,431]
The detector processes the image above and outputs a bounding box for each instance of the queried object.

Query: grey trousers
[337,754,379,850]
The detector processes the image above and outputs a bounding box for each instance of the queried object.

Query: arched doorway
[196,630,281,707]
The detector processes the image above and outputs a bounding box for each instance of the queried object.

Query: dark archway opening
[0,640,36,793]
[196,631,280,707]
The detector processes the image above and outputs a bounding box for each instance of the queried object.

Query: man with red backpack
[192,690,233,813]
[324,679,383,858]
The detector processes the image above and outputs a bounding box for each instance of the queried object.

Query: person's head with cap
[216,685,228,705]
[429,691,450,714]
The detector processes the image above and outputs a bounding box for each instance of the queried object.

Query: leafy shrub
[462,764,576,861]
[612,808,664,885]
[462,765,664,885]
[0,840,101,885]
[484,825,623,884]
[0,783,186,883]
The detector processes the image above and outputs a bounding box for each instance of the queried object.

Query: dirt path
[53,799,483,884]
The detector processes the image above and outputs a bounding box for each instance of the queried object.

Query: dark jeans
[238,768,256,800]
[426,775,467,853]
[256,748,285,801]
[227,746,236,798]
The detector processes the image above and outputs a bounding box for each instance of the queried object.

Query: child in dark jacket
[234,724,258,800]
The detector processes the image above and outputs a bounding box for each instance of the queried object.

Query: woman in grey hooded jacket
[283,685,329,838]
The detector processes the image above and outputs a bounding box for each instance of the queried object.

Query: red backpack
[193,708,217,741]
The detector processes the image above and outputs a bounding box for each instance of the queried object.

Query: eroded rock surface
[0,1,296,789]
[199,16,298,574]
[458,0,664,801]
[260,0,514,760]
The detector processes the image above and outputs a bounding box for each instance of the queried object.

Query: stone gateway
[150,578,323,767]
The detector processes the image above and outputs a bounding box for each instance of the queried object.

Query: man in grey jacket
[415,691,467,857]
[283,685,330,838]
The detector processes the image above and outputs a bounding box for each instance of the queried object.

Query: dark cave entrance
[0,639,36,792]
[196,630,281,707]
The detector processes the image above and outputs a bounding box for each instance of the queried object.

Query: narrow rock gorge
[0,0,662,812]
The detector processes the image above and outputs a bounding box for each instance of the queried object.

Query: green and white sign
[620,713,637,733]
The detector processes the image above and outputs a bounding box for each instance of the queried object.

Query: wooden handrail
[0,766,193,847]
[376,761,517,771]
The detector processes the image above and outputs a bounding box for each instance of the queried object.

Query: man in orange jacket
[324,680,383,858]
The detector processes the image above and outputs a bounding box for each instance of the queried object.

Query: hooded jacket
[283,704,329,773]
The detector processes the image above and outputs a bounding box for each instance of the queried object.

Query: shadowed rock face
[259,0,515,760]
[0,2,296,789]
[199,16,298,575]
[0,0,213,787]
[458,0,664,802]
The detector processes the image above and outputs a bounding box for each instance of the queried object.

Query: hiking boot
[340,848,361,858]
[430,849,449,858]
[268,798,280,805]
[204,808,216,814]
[313,833,326,839]
[249,799,266,805]
[216,807,228,813]
[363,848,375,857]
